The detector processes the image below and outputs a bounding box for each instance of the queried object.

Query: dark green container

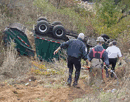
[3,23,34,57]
[34,33,65,62]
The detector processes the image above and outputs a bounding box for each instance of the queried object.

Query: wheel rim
[55,29,63,37]
[39,24,47,33]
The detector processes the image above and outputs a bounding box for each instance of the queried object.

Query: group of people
[53,33,122,87]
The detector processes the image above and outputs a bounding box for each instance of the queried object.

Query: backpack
[91,48,105,68]
[92,48,105,59]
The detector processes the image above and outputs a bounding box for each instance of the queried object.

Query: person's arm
[103,52,111,72]
[102,51,109,66]
[53,40,71,55]
[87,49,93,62]
[117,48,122,65]
[53,46,61,55]
[60,40,72,49]
[82,45,88,60]
[117,48,122,60]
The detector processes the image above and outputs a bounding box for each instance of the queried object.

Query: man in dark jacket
[54,33,88,87]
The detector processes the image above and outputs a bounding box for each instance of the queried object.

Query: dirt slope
[0,79,92,102]
[0,61,127,102]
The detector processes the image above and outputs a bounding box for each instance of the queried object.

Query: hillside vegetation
[0,0,130,102]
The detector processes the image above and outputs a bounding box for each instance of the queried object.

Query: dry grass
[73,57,130,102]
[0,0,130,101]
[117,28,130,53]
[0,41,130,101]
[0,0,38,31]
[0,41,31,81]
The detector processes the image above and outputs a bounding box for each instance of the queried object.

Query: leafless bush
[117,29,130,53]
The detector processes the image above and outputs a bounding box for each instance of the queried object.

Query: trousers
[67,56,81,83]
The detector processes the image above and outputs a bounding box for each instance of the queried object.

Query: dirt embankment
[0,78,92,102]
[0,65,126,102]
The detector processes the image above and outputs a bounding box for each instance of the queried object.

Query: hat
[96,36,105,42]
[78,33,84,40]
[112,40,117,45]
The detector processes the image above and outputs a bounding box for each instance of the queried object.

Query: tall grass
[0,0,37,30]
[0,41,31,80]
[72,62,130,102]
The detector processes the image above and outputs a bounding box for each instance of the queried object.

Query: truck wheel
[37,17,48,23]
[53,25,66,38]
[51,21,62,26]
[52,25,66,39]
[35,21,50,35]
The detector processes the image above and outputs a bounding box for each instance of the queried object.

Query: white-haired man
[54,33,88,87]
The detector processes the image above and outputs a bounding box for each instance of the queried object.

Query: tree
[95,0,122,27]
[91,0,125,38]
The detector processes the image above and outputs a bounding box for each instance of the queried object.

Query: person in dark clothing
[53,33,88,87]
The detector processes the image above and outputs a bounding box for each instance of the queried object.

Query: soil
[0,64,126,102]
[0,78,92,102]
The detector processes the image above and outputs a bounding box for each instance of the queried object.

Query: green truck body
[3,22,66,61]
[34,33,65,62]
[3,23,34,57]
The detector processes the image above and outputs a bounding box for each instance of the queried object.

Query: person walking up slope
[106,40,122,77]
[87,36,109,86]
[54,33,88,87]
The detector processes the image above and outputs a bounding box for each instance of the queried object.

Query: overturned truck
[3,17,110,61]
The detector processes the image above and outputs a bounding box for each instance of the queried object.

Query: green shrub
[91,0,130,38]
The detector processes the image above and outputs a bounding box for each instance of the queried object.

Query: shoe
[73,82,77,87]
[73,83,80,88]
[67,79,72,87]
[111,73,114,78]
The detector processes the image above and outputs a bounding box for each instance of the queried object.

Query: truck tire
[51,21,62,26]
[37,17,48,23]
[35,21,50,35]
[52,25,66,39]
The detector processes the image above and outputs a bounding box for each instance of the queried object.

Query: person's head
[112,40,117,45]
[78,33,84,40]
[96,36,105,44]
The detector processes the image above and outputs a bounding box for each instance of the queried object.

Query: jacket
[106,45,122,58]
[87,44,109,65]
[60,38,87,60]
